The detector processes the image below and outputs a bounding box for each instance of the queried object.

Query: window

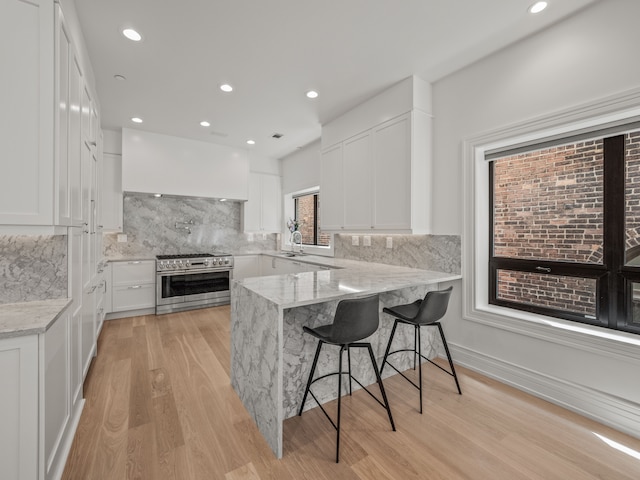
[294,192,330,247]
[489,126,640,334]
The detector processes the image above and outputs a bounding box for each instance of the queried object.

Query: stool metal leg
[298,340,323,416]
[366,344,396,432]
[437,323,462,394]
[347,345,353,395]
[413,327,418,370]
[417,325,423,414]
[380,319,399,375]
[336,346,344,463]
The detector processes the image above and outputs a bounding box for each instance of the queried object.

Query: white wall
[248,151,280,175]
[433,0,640,438]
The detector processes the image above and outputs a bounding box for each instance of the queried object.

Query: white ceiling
[74,0,598,160]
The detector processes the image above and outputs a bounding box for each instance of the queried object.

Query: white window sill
[466,301,640,360]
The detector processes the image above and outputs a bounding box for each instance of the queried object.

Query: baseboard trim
[448,344,640,440]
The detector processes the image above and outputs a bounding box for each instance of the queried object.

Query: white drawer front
[111,260,155,286]
[112,283,155,312]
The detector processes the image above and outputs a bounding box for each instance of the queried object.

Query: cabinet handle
[128,285,142,289]
[535,266,552,273]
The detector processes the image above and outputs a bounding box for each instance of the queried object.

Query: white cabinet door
[69,54,83,226]
[261,174,282,232]
[68,226,83,410]
[101,153,123,231]
[0,0,54,226]
[55,7,72,226]
[243,173,282,233]
[343,131,372,230]
[0,335,39,480]
[320,143,344,231]
[372,114,412,230]
[43,309,71,478]
[233,255,261,280]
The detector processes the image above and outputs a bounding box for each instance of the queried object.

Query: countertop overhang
[0,298,73,339]
[234,253,461,309]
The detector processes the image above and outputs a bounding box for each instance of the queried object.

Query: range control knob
[224,258,230,265]
[203,259,210,267]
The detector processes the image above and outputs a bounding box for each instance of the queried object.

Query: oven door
[156,269,231,306]
[157,270,186,306]
[181,269,231,302]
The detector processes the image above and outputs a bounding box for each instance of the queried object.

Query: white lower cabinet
[0,335,38,480]
[0,304,82,480]
[232,255,261,280]
[109,260,156,314]
[260,256,323,276]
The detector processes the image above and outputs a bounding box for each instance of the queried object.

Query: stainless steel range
[156,253,234,314]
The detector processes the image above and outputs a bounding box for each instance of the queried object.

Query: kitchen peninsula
[230,254,461,458]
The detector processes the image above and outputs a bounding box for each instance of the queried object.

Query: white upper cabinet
[0,0,54,227]
[101,153,123,232]
[0,1,99,231]
[343,130,373,230]
[243,172,282,232]
[319,143,344,231]
[320,76,432,234]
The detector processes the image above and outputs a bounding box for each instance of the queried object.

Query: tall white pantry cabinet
[1,1,104,479]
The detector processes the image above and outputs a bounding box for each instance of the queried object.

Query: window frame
[488,132,640,334]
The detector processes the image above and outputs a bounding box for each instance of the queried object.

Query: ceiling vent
[272,133,284,139]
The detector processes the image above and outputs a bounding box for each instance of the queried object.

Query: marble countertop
[0,298,73,339]
[234,253,461,309]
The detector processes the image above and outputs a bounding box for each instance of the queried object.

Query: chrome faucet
[291,230,303,253]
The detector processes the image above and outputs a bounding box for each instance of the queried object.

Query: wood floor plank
[62,306,640,480]
[129,325,153,428]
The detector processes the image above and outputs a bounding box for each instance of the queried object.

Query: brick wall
[295,194,330,246]
[626,131,640,252]
[493,139,605,315]
[494,140,605,264]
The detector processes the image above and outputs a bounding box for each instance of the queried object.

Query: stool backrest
[415,286,453,325]
[331,294,380,344]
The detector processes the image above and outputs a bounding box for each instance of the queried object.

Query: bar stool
[297,294,396,463]
[380,286,461,414]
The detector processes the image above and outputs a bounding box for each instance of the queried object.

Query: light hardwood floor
[62,306,640,479]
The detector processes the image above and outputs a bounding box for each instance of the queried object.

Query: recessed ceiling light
[114,74,127,81]
[131,117,143,123]
[220,84,233,93]
[220,198,227,202]
[153,193,162,198]
[306,90,319,99]
[246,139,255,145]
[200,121,211,127]
[528,1,548,14]
[122,28,142,41]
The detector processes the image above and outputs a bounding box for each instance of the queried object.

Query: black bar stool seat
[381,286,461,414]
[298,294,396,463]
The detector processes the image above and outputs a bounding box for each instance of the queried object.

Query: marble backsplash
[333,233,461,274]
[0,235,68,304]
[103,192,277,258]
